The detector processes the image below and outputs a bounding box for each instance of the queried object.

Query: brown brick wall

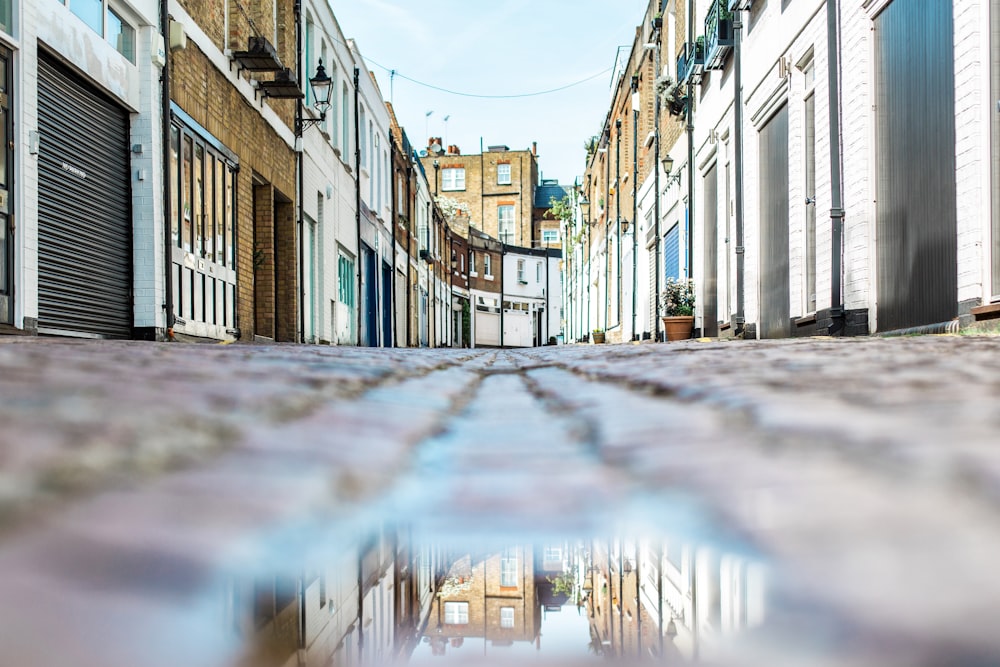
[419,149,536,246]
[171,37,296,340]
[253,182,276,338]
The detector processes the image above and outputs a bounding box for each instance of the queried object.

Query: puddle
[229,529,772,667]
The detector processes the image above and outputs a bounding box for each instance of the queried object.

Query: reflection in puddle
[234,532,767,666]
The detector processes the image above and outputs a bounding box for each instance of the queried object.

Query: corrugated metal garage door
[759,104,790,339]
[875,0,956,331]
[37,54,132,338]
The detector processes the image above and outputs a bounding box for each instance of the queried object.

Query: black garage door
[37,54,132,338]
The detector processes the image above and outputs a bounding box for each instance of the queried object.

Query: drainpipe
[295,0,304,344]
[632,104,639,341]
[545,249,550,343]
[733,8,746,334]
[615,119,622,328]
[654,37,662,342]
[686,0,696,292]
[391,161,398,348]
[604,138,611,331]
[354,67,362,346]
[405,157,412,346]
[160,0,174,341]
[827,0,845,326]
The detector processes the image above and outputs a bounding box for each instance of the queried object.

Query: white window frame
[500,552,518,587]
[517,259,526,284]
[497,163,511,185]
[470,252,477,276]
[484,253,493,278]
[498,205,515,244]
[442,167,466,191]
[500,607,515,629]
[444,601,469,625]
[542,229,559,244]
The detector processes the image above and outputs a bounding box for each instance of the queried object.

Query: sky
[329,0,650,188]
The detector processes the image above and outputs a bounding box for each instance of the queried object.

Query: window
[500,549,518,587]
[341,85,350,155]
[498,205,515,244]
[444,602,469,625]
[0,0,10,34]
[359,108,367,168]
[64,0,135,62]
[442,167,465,191]
[338,253,355,308]
[497,163,511,185]
[543,546,563,561]
[536,262,542,283]
[304,17,315,105]
[484,253,492,277]
[542,229,559,244]
[517,259,526,283]
[470,252,477,275]
[500,607,515,629]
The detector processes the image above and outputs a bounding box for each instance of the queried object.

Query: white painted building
[3,0,166,338]
[501,245,560,347]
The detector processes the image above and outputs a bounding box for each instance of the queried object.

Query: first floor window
[497,163,511,185]
[484,253,493,277]
[442,167,465,191]
[542,229,559,244]
[63,0,135,62]
[516,259,526,283]
[470,252,477,274]
[498,205,515,244]
[500,607,515,629]
[444,602,469,624]
[500,549,518,587]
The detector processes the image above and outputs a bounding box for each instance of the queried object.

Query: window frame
[497,163,511,185]
[441,167,466,192]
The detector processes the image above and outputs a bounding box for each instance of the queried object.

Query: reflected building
[231,532,767,666]
[421,545,541,656]
[585,539,767,662]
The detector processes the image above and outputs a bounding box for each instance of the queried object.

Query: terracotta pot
[591,332,606,344]
[661,315,694,341]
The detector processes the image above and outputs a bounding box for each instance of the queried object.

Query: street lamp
[662,154,682,188]
[295,59,333,135]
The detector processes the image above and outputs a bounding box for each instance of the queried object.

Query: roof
[534,181,570,209]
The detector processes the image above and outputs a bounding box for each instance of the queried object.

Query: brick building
[418,140,539,247]
[532,179,571,250]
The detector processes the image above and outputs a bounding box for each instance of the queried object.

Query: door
[759,104,790,339]
[361,243,377,346]
[381,260,392,347]
[0,45,11,325]
[875,0,956,330]
[703,164,719,337]
[37,53,131,338]
[169,114,239,340]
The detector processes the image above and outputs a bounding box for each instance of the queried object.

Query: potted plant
[659,278,695,341]
[591,329,606,344]
[651,12,663,31]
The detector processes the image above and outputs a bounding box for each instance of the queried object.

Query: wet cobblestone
[2,335,1000,666]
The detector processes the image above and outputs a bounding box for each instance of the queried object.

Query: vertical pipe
[734,9,746,333]
[391,161,398,347]
[632,107,639,340]
[295,0,304,344]
[405,156,412,346]
[827,0,845,318]
[500,243,505,348]
[354,67,362,347]
[615,119,622,327]
[160,0,174,340]
[686,0,696,290]
[654,39,662,342]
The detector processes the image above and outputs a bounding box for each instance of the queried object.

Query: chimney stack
[531,142,537,156]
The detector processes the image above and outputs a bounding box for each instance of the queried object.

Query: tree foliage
[547,194,573,223]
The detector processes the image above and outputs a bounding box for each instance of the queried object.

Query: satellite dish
[419,150,428,157]
[430,143,444,155]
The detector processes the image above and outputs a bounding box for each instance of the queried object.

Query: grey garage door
[37,54,132,338]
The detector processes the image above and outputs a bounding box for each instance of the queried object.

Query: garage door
[37,54,132,338]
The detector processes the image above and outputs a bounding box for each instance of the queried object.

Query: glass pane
[0,0,11,34]
[0,215,7,293]
[182,135,193,253]
[226,169,235,267]
[204,154,215,263]
[216,159,225,266]
[71,0,103,35]
[194,144,204,256]
[170,126,180,248]
[107,8,135,62]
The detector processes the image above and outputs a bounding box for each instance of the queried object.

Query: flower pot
[661,315,694,341]
[591,332,606,344]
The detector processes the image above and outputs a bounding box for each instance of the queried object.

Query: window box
[676,40,705,83]
[704,0,735,71]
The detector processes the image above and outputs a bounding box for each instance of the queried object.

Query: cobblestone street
[3,336,1000,666]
